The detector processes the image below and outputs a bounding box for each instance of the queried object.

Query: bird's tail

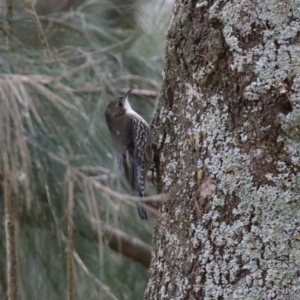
[137,204,147,220]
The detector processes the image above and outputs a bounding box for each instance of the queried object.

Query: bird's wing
[123,115,150,220]
[131,117,150,197]
[112,115,149,197]
[123,130,141,196]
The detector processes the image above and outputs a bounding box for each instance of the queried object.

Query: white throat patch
[123,96,149,127]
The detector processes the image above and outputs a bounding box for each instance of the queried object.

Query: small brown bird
[105,89,151,220]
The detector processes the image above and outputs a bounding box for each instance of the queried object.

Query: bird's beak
[123,88,133,99]
[122,89,133,110]
[122,88,133,106]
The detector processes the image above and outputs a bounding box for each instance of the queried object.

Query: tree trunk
[145,0,300,299]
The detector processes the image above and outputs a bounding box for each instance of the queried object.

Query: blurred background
[0,0,172,299]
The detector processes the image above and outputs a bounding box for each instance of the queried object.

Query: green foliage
[0,0,170,298]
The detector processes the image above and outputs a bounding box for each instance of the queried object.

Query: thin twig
[5,0,14,50]
[55,57,106,81]
[67,171,75,300]
[87,181,104,266]
[39,16,88,36]
[24,0,52,57]
[32,35,135,65]
[6,78,33,208]
[113,75,160,89]
[3,153,18,300]
[121,88,159,98]
[79,166,112,175]
[0,24,20,48]
[73,88,159,98]
[74,251,119,300]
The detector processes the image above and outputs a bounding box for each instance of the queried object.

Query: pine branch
[78,219,152,267]
[102,223,152,267]
[27,138,170,216]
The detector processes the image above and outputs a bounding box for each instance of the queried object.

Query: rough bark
[146,0,300,299]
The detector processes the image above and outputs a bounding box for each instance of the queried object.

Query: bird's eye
[117,103,122,107]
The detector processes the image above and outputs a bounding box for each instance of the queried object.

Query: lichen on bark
[145,1,300,299]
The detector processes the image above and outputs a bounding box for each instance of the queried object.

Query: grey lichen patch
[211,0,300,105]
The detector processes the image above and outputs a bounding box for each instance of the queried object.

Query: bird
[105,89,151,220]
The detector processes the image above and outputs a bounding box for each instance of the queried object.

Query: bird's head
[105,89,133,118]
